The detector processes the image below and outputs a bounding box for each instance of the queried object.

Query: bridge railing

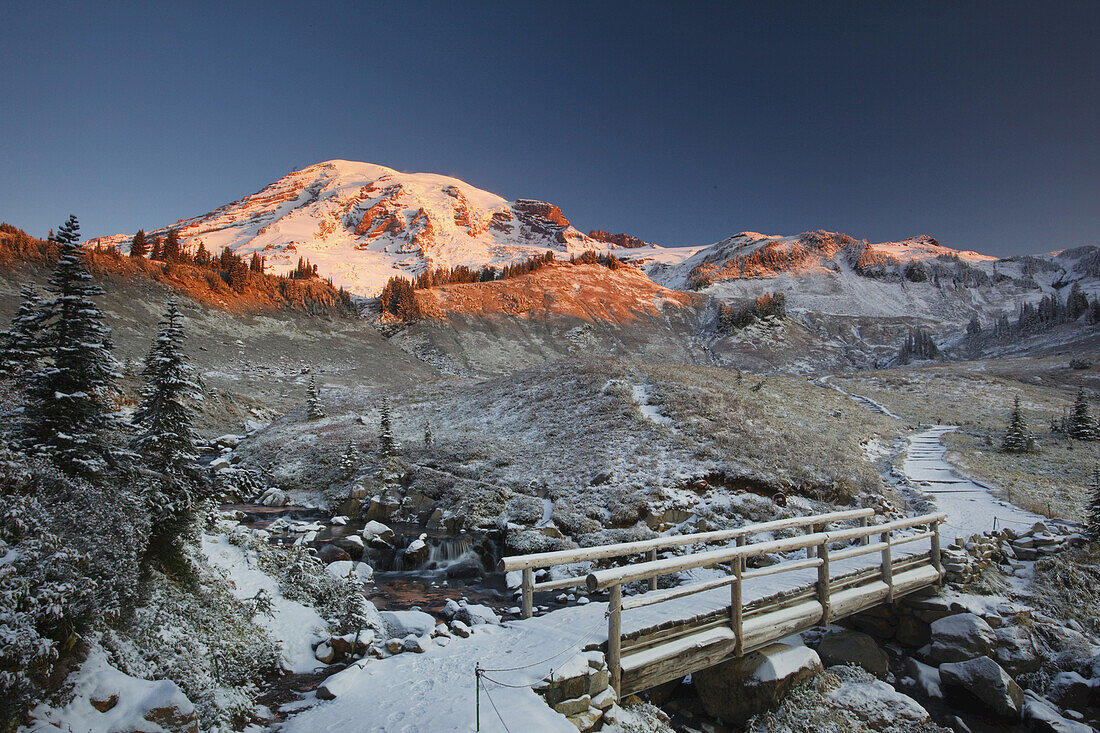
[583,511,946,693]
[497,507,875,618]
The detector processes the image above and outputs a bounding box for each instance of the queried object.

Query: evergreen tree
[966,317,982,337]
[0,283,46,378]
[249,253,264,273]
[193,240,210,266]
[129,229,148,258]
[339,440,359,478]
[131,299,203,562]
[1001,395,1036,453]
[24,218,119,475]
[378,397,398,457]
[306,374,325,420]
[1068,389,1099,441]
[49,215,80,246]
[162,229,181,263]
[1087,466,1100,543]
[423,420,433,448]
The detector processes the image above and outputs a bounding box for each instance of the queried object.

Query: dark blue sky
[2,1,1097,256]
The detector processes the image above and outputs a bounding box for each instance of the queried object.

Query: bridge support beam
[930,520,943,583]
[648,549,658,591]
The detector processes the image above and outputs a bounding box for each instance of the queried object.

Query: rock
[928,613,996,664]
[314,641,335,664]
[451,619,471,638]
[334,534,365,559]
[443,555,484,579]
[316,661,370,700]
[566,708,602,732]
[144,702,199,733]
[994,624,1042,676]
[213,433,241,448]
[1048,672,1091,712]
[209,456,232,472]
[359,520,395,546]
[402,634,429,653]
[259,487,290,507]
[401,535,430,568]
[827,674,934,729]
[939,656,1024,721]
[591,687,616,711]
[554,693,591,716]
[324,560,374,583]
[329,630,374,658]
[317,543,351,564]
[1023,690,1094,732]
[443,599,500,626]
[817,630,889,677]
[384,638,404,654]
[693,642,822,725]
[90,694,119,712]
[380,610,436,638]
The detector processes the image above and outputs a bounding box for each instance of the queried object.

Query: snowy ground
[275,423,1054,732]
[904,426,1046,541]
[202,535,329,673]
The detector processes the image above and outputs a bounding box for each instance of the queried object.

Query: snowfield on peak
[88,160,614,297]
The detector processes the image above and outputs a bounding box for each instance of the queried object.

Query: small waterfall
[427,536,474,567]
[396,534,477,571]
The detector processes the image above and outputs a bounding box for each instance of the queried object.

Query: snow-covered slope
[636,230,1100,324]
[89,160,613,297]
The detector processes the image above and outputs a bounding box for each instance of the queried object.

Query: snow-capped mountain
[89,160,613,296]
[633,230,1100,324]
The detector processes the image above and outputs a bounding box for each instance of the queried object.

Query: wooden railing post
[647,548,658,591]
[817,537,831,625]
[880,531,894,603]
[859,515,870,545]
[608,584,622,694]
[930,520,943,583]
[807,523,822,557]
[522,568,534,619]
[731,554,744,656]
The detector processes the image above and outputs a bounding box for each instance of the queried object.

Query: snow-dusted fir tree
[379,397,398,457]
[24,217,120,474]
[132,299,204,558]
[1068,389,1099,441]
[1087,466,1100,543]
[0,283,46,378]
[339,440,359,478]
[306,374,325,420]
[423,419,433,448]
[1002,395,1036,453]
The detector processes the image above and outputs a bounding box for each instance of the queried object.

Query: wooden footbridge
[499,508,945,696]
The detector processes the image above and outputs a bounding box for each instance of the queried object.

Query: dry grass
[836,360,1100,522]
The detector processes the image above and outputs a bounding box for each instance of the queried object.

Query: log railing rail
[497,508,875,618]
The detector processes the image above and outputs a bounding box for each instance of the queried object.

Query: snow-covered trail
[903,426,1046,541]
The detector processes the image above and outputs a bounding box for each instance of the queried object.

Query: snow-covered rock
[939,655,1024,721]
[827,671,933,729]
[816,630,889,678]
[442,598,501,626]
[693,642,822,724]
[324,560,374,584]
[380,609,436,638]
[928,612,996,664]
[359,520,395,546]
